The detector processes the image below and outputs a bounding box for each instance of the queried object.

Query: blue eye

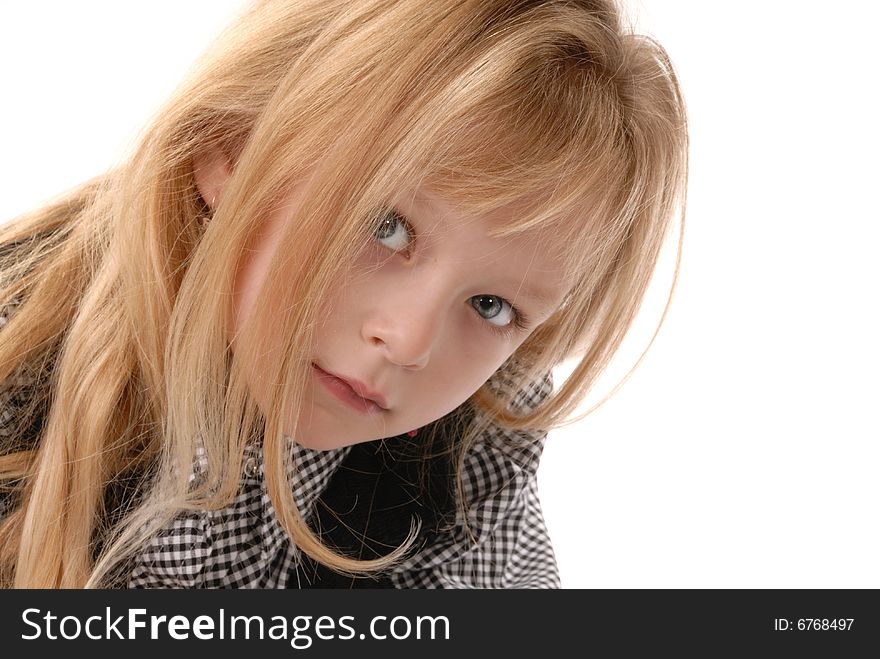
[471,295,531,338]
[370,208,531,337]
[373,208,412,252]
[471,295,514,326]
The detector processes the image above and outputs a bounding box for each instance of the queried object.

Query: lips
[312,363,389,410]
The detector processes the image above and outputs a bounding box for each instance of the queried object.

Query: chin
[285,428,372,452]
[289,426,409,451]
[286,433,349,452]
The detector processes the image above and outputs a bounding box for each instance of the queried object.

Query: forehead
[406,186,572,255]
[393,186,575,303]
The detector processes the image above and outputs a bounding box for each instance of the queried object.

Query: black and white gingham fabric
[1,302,560,588]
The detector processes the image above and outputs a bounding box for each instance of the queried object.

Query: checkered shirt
[1,302,560,588]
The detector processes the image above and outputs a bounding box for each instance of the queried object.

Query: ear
[192,144,234,211]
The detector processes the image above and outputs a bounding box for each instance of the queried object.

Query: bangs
[410,20,634,268]
[240,1,652,284]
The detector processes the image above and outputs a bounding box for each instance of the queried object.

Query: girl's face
[196,149,572,450]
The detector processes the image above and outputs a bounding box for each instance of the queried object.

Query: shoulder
[386,363,561,587]
[470,356,554,477]
[0,298,39,522]
[1,296,46,441]
[1,295,43,437]
[485,355,555,418]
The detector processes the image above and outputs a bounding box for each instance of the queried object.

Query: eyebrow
[501,278,558,308]
[404,189,561,308]
[400,188,556,307]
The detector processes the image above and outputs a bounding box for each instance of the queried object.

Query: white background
[1,2,877,588]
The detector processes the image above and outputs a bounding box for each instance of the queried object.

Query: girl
[0,0,687,588]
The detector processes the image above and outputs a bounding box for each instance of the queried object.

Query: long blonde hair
[0,0,687,588]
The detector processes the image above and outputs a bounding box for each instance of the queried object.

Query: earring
[407,428,419,438]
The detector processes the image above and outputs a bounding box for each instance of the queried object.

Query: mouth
[311,363,388,415]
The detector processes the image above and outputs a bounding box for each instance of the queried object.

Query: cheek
[229,213,288,341]
[454,330,515,374]
[311,274,355,337]
[231,271,262,341]
[227,220,300,415]
[429,349,516,410]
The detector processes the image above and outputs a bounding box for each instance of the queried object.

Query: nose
[362,292,445,370]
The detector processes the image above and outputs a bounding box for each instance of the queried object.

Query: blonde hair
[0,0,687,587]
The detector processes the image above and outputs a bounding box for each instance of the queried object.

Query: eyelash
[371,208,532,338]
